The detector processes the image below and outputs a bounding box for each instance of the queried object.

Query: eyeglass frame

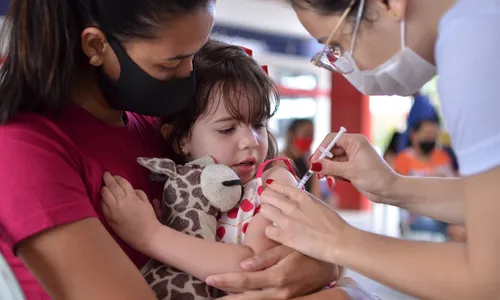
[310,0,357,74]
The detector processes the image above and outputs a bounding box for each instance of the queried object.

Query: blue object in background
[212,24,321,58]
[397,93,440,152]
[0,0,9,16]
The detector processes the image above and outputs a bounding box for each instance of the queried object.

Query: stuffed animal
[137,156,242,300]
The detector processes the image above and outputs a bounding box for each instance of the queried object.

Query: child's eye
[218,127,235,135]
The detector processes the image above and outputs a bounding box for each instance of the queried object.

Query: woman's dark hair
[289,0,364,17]
[288,118,313,134]
[162,39,280,165]
[407,118,440,147]
[0,0,212,124]
[286,118,313,145]
[384,130,401,156]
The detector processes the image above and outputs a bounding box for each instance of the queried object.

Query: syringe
[296,127,347,189]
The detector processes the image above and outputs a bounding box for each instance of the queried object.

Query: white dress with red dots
[216,157,295,244]
[215,156,338,290]
[216,178,261,244]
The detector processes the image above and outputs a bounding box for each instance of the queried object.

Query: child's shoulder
[262,166,297,185]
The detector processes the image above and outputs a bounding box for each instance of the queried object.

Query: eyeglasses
[311,0,356,74]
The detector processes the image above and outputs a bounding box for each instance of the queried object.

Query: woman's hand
[101,172,162,253]
[311,133,399,204]
[259,183,354,264]
[206,245,337,299]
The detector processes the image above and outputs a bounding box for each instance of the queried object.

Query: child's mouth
[236,161,255,166]
[234,158,257,172]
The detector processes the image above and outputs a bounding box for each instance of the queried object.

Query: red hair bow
[239,46,269,75]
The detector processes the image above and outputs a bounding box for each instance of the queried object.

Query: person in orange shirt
[395,118,454,235]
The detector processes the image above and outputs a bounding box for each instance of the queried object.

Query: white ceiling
[215,0,311,38]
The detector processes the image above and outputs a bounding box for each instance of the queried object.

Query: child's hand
[101,172,162,254]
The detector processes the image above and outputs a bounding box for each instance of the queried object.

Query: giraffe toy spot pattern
[137,156,243,300]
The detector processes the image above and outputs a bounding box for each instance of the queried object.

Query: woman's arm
[261,168,500,299]
[312,133,466,224]
[18,218,156,300]
[385,175,465,224]
[334,167,500,299]
[103,167,296,282]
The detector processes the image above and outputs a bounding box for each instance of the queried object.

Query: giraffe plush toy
[137,156,243,300]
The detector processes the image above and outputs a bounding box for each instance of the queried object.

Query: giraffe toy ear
[186,155,215,168]
[137,157,178,181]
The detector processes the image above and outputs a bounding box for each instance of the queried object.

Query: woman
[0,1,353,299]
[396,118,452,236]
[257,0,500,299]
[395,94,452,236]
[282,119,323,197]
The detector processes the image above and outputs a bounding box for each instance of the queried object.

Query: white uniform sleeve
[436,9,500,176]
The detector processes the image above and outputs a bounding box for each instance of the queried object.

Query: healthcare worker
[0,0,364,299]
[257,0,500,299]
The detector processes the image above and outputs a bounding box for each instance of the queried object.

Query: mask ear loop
[349,0,366,55]
[401,18,406,50]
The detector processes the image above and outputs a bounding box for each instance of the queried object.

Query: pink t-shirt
[0,104,164,299]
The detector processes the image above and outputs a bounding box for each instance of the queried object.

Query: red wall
[330,74,372,210]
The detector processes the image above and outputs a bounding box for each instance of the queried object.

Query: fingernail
[311,162,322,172]
[327,178,334,189]
[206,278,216,286]
[242,258,255,267]
[266,179,274,185]
[257,186,263,196]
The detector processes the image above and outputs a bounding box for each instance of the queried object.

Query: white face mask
[339,0,436,96]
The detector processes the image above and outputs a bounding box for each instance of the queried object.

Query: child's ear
[180,137,191,156]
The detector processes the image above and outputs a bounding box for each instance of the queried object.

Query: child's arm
[242,167,298,253]
[143,167,297,281]
[102,170,291,282]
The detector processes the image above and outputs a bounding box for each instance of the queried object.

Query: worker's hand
[310,132,400,204]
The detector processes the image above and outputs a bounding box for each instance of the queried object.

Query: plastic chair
[400,210,448,242]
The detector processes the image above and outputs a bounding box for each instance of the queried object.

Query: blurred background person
[282,119,322,197]
[395,92,453,239]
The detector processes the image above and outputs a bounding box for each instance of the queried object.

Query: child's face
[184,97,269,185]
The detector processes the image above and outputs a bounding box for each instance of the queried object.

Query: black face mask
[419,141,436,155]
[96,39,196,117]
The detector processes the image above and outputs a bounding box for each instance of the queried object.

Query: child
[101,39,338,294]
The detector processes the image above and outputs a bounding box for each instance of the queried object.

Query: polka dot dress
[216,179,260,244]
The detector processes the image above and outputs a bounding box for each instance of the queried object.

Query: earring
[391,11,398,17]
[182,148,189,156]
[89,55,102,67]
